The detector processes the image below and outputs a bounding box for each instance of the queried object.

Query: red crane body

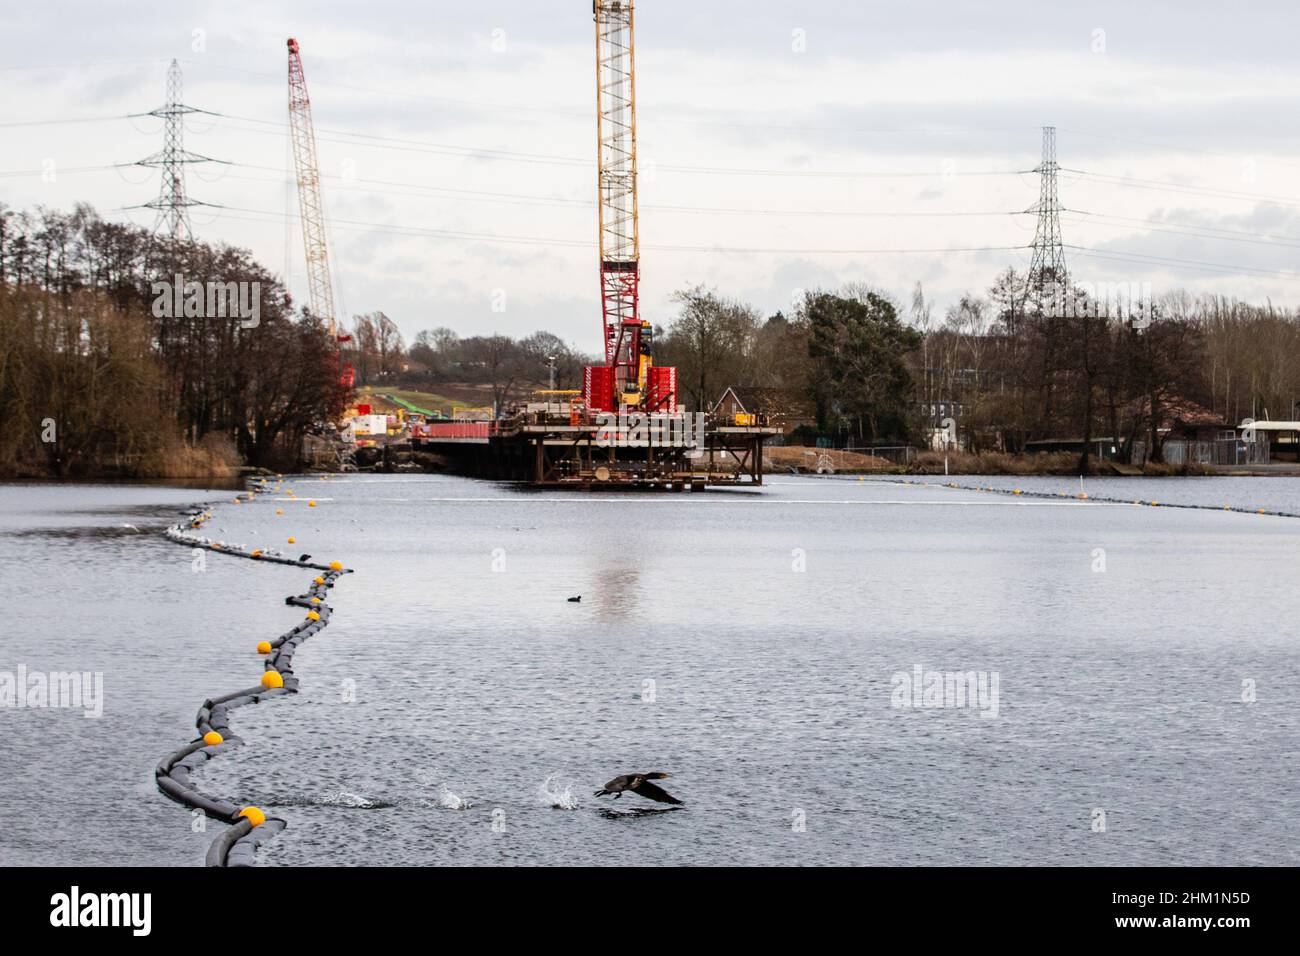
[586,1,675,414]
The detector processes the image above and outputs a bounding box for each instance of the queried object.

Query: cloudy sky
[4,1,1300,354]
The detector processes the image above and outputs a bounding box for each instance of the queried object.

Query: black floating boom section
[157,485,353,866]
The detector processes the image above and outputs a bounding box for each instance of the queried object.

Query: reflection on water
[2,475,1299,865]
[596,806,684,820]
[590,560,647,624]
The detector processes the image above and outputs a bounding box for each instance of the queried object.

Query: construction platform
[408,408,782,489]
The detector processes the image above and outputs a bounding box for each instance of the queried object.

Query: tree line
[0,203,347,477]
[910,270,1300,466]
[6,201,1296,476]
[356,269,1300,471]
[648,273,1300,467]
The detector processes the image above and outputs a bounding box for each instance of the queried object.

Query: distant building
[1239,420,1300,463]
[1164,401,1234,444]
[711,386,747,421]
[711,386,814,432]
[1126,396,1232,465]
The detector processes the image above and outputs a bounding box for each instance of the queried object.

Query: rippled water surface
[3,474,1299,865]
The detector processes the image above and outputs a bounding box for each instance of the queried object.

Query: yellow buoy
[203,731,223,746]
[307,611,321,621]
[256,640,272,655]
[238,806,267,827]
[308,500,317,508]
[310,596,321,604]
[276,508,284,516]
[261,670,284,689]
[329,561,343,571]
[313,576,324,585]
[251,549,262,558]
[288,537,296,544]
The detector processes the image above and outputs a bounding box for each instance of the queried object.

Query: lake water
[2,474,1299,866]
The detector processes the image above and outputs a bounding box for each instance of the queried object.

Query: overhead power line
[215,162,1031,219]
[1065,245,1300,280]
[0,114,135,129]
[1065,210,1300,248]
[196,109,1031,179]
[1062,168,1300,209]
[214,201,1026,255]
[12,156,1300,265]
[1061,127,1300,174]
[0,163,122,178]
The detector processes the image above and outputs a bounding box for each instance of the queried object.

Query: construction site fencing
[1133,438,1269,466]
[845,444,920,465]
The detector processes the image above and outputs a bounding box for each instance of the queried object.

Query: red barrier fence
[414,422,492,440]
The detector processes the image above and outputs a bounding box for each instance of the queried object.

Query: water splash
[265,789,393,809]
[539,773,578,810]
[438,785,471,810]
[411,768,471,809]
[319,789,391,809]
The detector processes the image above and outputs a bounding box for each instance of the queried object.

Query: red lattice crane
[287,37,355,390]
[586,1,675,413]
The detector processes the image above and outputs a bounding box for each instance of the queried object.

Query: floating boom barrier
[157,483,352,866]
[886,477,1300,519]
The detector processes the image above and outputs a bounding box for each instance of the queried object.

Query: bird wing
[631,780,682,805]
[603,775,631,791]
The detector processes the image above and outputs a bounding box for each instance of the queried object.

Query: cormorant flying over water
[595,772,682,805]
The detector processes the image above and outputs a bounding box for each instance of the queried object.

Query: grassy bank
[133,434,244,481]
[0,433,244,482]
[358,386,482,417]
